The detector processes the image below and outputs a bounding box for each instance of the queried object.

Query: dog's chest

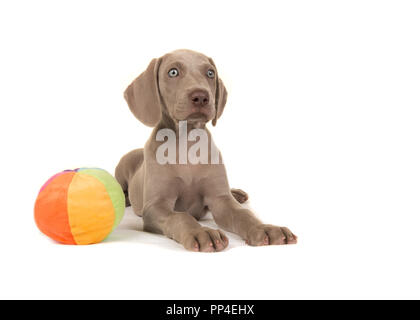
[173,165,208,216]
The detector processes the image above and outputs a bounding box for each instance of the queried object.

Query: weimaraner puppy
[115,49,297,252]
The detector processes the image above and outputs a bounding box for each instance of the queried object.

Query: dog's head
[124,49,227,128]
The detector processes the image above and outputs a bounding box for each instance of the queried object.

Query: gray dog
[115,49,297,252]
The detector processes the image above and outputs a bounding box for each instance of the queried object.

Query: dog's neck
[156,112,177,131]
[156,112,209,134]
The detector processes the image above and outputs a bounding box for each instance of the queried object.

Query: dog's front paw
[246,224,297,246]
[181,227,229,252]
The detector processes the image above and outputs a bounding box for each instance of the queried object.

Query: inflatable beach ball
[34,168,125,245]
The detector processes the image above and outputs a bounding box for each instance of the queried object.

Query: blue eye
[207,69,215,78]
[168,68,179,77]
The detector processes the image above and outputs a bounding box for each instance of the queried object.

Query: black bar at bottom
[0,299,416,319]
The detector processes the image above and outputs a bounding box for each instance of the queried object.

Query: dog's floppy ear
[209,58,228,126]
[124,58,163,127]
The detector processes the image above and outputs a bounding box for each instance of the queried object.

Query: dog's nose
[190,90,209,107]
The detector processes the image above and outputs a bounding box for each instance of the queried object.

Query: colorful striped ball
[34,168,125,245]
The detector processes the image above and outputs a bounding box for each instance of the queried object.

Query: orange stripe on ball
[67,173,115,245]
[34,172,77,245]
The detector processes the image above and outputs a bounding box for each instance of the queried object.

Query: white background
[1,0,419,299]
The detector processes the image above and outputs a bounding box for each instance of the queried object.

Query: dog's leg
[115,148,144,207]
[142,201,229,252]
[208,195,297,246]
